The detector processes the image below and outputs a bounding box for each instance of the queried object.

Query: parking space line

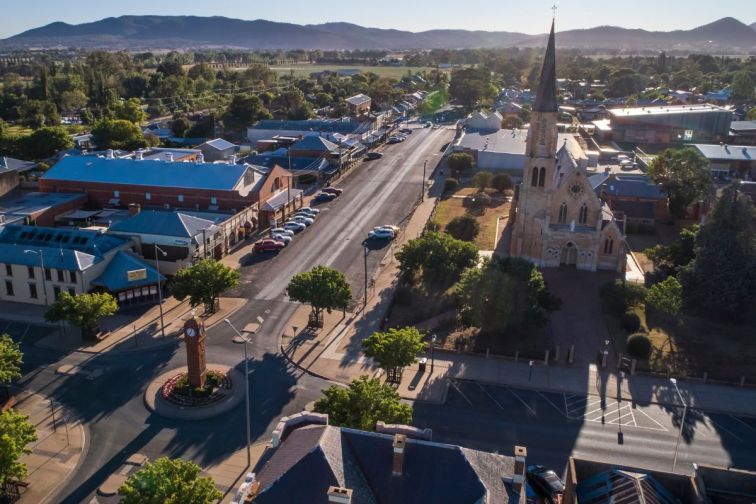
[449,380,474,407]
[707,417,744,442]
[633,407,668,431]
[19,324,30,344]
[477,383,504,410]
[1,321,11,334]
[537,391,570,418]
[506,388,537,416]
[729,415,756,434]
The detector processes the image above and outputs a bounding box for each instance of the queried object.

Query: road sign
[127,269,147,281]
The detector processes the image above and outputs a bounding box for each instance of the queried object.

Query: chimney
[196,152,204,163]
[135,150,144,160]
[165,152,174,162]
[512,446,527,494]
[392,434,406,477]
[327,486,352,504]
[227,154,236,165]
[106,149,115,159]
[128,203,141,216]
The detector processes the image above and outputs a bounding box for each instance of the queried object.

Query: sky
[1,0,753,39]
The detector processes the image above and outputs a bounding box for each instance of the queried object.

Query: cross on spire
[552,4,557,18]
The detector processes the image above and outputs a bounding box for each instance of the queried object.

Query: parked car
[368,227,396,240]
[526,465,565,500]
[387,136,404,144]
[294,210,317,220]
[423,121,432,127]
[290,215,314,226]
[254,238,285,252]
[283,221,306,233]
[313,192,337,203]
[400,128,412,134]
[271,233,292,245]
[298,206,320,215]
[322,186,343,196]
[271,227,294,237]
[380,224,400,234]
[366,152,384,160]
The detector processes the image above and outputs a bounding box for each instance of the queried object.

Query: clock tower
[184,316,207,388]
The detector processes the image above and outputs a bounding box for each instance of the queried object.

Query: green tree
[447,152,473,177]
[223,94,272,131]
[644,224,699,276]
[171,259,240,314]
[171,116,191,137]
[92,119,147,150]
[647,148,714,219]
[606,68,644,97]
[445,214,480,242]
[491,173,513,193]
[45,292,118,341]
[313,376,412,431]
[0,334,23,391]
[680,184,756,319]
[730,71,755,101]
[501,115,523,129]
[362,327,426,377]
[472,170,493,192]
[0,409,37,485]
[646,276,683,317]
[113,98,147,124]
[395,232,479,284]
[19,126,74,159]
[118,457,221,504]
[286,265,352,322]
[449,67,496,108]
[746,108,756,121]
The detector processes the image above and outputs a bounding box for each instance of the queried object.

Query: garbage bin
[418,357,427,373]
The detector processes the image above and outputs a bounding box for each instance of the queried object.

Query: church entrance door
[560,242,578,267]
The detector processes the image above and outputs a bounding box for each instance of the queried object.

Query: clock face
[186,327,197,338]
[570,183,583,198]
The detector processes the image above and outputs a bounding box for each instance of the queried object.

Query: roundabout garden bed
[160,370,231,407]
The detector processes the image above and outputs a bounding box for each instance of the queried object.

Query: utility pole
[421,159,427,202]
[363,243,369,311]
[154,243,167,338]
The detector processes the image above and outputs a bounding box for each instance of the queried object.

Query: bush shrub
[620,311,641,333]
[445,214,480,242]
[394,286,413,306]
[600,280,647,315]
[425,220,440,232]
[626,332,652,359]
[444,178,459,193]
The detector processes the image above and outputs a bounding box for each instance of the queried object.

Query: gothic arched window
[531,167,539,187]
[538,167,546,187]
[558,203,567,223]
[578,203,588,224]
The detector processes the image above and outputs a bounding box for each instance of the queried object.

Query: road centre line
[506,387,537,416]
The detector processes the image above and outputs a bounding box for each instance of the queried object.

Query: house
[0,157,37,197]
[0,224,162,308]
[692,143,756,180]
[465,110,504,131]
[589,172,668,231]
[197,138,238,162]
[233,412,526,504]
[729,120,756,146]
[608,104,733,145]
[247,119,366,144]
[345,94,372,116]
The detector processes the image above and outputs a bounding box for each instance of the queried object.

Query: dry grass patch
[434,188,511,250]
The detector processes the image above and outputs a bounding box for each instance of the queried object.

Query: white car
[298,206,320,215]
[283,221,306,233]
[290,215,314,226]
[271,227,294,237]
[272,233,292,245]
[294,211,316,220]
[368,227,395,240]
[380,224,400,234]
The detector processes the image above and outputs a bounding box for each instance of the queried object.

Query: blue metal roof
[92,251,164,292]
[108,210,220,241]
[253,119,361,135]
[43,155,249,191]
[246,154,331,173]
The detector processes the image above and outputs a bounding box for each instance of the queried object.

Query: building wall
[29,194,87,227]
[199,145,235,162]
[0,171,20,198]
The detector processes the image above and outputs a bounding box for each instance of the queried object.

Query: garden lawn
[434,190,511,250]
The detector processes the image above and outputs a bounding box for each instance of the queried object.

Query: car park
[368,227,396,240]
[283,221,306,232]
[526,465,565,501]
[366,152,384,160]
[271,233,292,245]
[289,215,313,226]
[313,192,337,203]
[271,227,294,237]
[254,238,286,252]
[322,186,343,196]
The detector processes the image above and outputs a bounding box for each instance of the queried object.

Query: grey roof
[246,154,331,174]
[108,210,220,242]
[43,156,250,191]
[290,135,339,153]
[589,173,665,199]
[609,104,729,118]
[693,143,755,161]
[252,424,516,504]
[611,200,656,219]
[0,192,85,220]
[730,120,756,133]
[459,129,579,158]
[200,138,237,151]
[91,251,164,292]
[346,94,371,107]
[252,119,362,135]
[533,20,557,113]
[0,157,37,173]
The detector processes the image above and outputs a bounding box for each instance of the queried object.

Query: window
[4,264,11,276]
[68,288,76,296]
[53,286,61,299]
[57,270,65,282]
[113,190,120,198]
[45,268,52,281]
[210,196,217,205]
[29,283,38,299]
[604,238,614,254]
[538,167,546,187]
[558,203,567,224]
[531,167,539,187]
[5,281,13,297]
[145,192,152,200]
[28,266,35,279]
[579,204,588,224]
[69,271,77,284]
[178,195,184,203]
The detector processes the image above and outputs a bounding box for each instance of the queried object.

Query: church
[509,21,626,273]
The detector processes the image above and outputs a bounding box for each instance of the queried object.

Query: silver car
[290,215,314,226]
[272,233,292,245]
[283,221,306,232]
[298,206,320,215]
[271,227,294,237]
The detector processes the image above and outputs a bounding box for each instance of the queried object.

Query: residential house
[465,110,504,131]
[692,143,755,180]
[589,172,668,231]
[0,157,36,197]
[197,138,238,162]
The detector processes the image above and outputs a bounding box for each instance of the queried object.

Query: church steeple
[533,20,557,113]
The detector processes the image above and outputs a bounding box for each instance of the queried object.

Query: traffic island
[144,364,245,421]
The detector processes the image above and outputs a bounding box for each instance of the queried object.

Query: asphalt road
[7,125,455,503]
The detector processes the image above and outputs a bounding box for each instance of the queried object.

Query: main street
[11,124,455,503]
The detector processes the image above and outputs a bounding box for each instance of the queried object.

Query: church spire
[533,20,557,113]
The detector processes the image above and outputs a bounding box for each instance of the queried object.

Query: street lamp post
[670,377,688,472]
[430,334,437,374]
[154,243,167,338]
[225,318,252,467]
[528,360,534,382]
[363,243,369,311]
[24,249,48,305]
[421,159,427,202]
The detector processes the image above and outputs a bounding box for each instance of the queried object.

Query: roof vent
[327,486,352,504]
[135,150,143,161]
[196,153,204,164]
[165,152,174,162]
[106,149,115,159]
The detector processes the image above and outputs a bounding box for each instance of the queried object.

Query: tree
[222,94,272,131]
[19,126,74,159]
[0,409,37,485]
[118,457,221,504]
[171,259,240,314]
[445,214,480,242]
[0,334,23,393]
[606,68,644,97]
[455,257,561,333]
[679,184,756,319]
[472,170,493,192]
[501,115,523,129]
[447,152,473,177]
[395,232,479,284]
[731,71,755,101]
[313,376,412,431]
[45,292,118,341]
[171,116,191,137]
[448,67,496,108]
[113,98,147,124]
[647,148,714,219]
[747,107,756,121]
[286,266,352,323]
[92,119,147,150]
[644,224,698,276]
[646,276,683,317]
[362,327,426,377]
[491,173,513,193]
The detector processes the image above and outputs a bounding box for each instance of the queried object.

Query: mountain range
[2,15,756,52]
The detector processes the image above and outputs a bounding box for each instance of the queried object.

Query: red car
[322,186,343,196]
[254,238,285,252]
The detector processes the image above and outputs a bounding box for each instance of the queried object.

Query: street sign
[127,269,147,281]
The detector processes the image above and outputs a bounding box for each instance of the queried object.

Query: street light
[225,318,252,467]
[24,249,48,305]
[154,243,167,338]
[362,242,369,311]
[430,334,437,374]
[670,377,688,472]
[421,159,427,202]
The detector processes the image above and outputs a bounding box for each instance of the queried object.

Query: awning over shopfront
[261,189,304,212]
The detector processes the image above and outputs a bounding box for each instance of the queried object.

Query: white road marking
[707,417,744,442]
[537,391,569,418]
[477,383,505,410]
[506,387,537,416]
[449,380,474,407]
[729,415,756,433]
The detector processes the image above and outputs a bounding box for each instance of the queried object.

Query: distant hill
[2,15,755,52]
[751,22,756,31]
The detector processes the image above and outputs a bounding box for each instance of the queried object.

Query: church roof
[533,20,558,113]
